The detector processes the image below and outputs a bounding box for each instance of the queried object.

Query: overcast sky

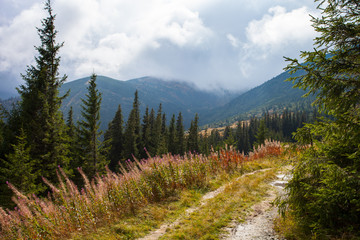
[0,0,320,95]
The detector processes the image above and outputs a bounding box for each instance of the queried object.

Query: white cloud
[226,34,239,48]
[238,5,318,80]
[53,0,212,78]
[0,3,43,72]
[0,0,320,93]
[245,6,317,51]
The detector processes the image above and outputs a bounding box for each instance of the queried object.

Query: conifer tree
[104,105,124,172]
[124,91,141,160]
[175,112,185,155]
[65,106,78,177]
[66,107,75,139]
[168,114,177,154]
[16,0,69,185]
[0,129,38,194]
[255,119,268,147]
[151,103,162,155]
[187,113,199,153]
[140,106,151,158]
[279,0,360,236]
[78,74,105,176]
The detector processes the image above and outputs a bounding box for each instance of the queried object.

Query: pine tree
[124,91,141,160]
[140,106,151,158]
[255,119,268,147]
[78,73,105,176]
[280,0,360,236]
[168,114,177,154]
[104,105,124,172]
[175,112,185,155]
[16,0,69,185]
[187,113,199,153]
[0,129,38,196]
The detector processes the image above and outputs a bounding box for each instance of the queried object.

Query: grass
[159,169,277,240]
[0,140,284,240]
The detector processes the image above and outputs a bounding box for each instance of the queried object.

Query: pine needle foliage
[279,0,360,237]
[15,0,69,188]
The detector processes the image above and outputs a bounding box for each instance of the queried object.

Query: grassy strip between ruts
[71,156,283,240]
[159,168,278,240]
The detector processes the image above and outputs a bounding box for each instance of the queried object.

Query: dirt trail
[223,173,290,240]
[138,168,273,240]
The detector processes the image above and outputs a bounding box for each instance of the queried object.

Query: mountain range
[0,71,312,130]
[58,76,240,130]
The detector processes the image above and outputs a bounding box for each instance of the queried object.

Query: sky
[0,0,320,96]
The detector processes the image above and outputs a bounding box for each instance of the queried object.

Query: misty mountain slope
[59,76,237,130]
[201,70,312,125]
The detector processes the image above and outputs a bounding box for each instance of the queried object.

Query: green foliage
[255,119,268,147]
[279,0,360,237]
[1,130,39,192]
[78,74,106,176]
[124,91,141,160]
[175,112,185,155]
[104,105,124,172]
[13,0,70,187]
[168,114,177,154]
[187,113,199,153]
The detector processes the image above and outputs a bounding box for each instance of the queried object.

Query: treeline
[199,109,317,155]
[0,72,200,207]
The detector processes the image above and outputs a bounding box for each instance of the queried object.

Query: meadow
[0,140,283,239]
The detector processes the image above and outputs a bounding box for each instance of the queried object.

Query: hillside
[59,76,238,130]
[201,70,314,126]
[1,71,315,130]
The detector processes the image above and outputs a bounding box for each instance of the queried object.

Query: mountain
[59,76,239,130]
[201,70,315,126]
[1,71,315,130]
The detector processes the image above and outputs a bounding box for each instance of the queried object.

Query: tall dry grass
[0,140,282,240]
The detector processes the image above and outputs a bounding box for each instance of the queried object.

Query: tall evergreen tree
[175,112,185,155]
[168,114,177,154]
[140,106,151,158]
[0,129,38,194]
[124,91,141,160]
[104,105,124,172]
[255,119,268,147]
[16,0,69,185]
[78,74,105,176]
[151,104,163,155]
[279,0,360,236]
[187,113,199,153]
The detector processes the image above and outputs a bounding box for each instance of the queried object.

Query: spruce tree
[168,114,177,154]
[175,112,185,155]
[279,0,360,236]
[78,74,105,176]
[187,113,199,153]
[255,119,268,147]
[0,129,38,194]
[124,91,141,160]
[16,0,69,185]
[104,105,124,172]
[140,106,151,158]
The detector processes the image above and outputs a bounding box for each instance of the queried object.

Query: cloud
[226,34,239,48]
[54,0,213,78]
[238,5,318,79]
[0,0,320,94]
[245,6,317,52]
[0,3,43,72]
